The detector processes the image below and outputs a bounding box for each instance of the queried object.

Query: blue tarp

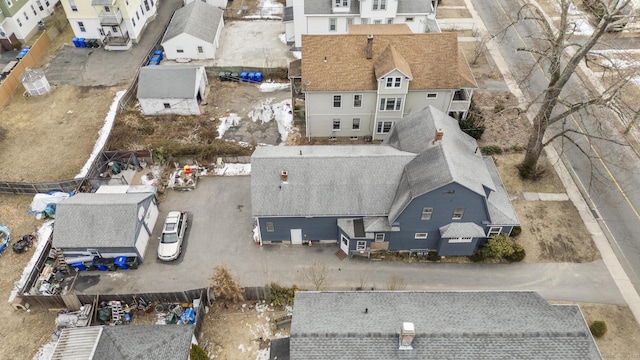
[0,225,10,256]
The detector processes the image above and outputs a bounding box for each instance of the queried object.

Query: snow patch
[32,341,56,360]
[214,163,251,176]
[217,113,241,139]
[75,90,126,179]
[258,82,290,92]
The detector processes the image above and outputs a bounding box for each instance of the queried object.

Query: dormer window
[373,0,386,10]
[386,76,402,88]
[335,0,348,7]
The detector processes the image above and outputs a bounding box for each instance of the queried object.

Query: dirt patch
[0,85,120,182]
[437,8,472,18]
[494,153,565,194]
[199,301,290,359]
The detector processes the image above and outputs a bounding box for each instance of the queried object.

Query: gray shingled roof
[439,222,486,238]
[137,65,202,99]
[397,0,433,14]
[53,193,153,249]
[251,145,416,216]
[304,0,359,14]
[93,325,193,360]
[290,291,602,360]
[484,157,520,225]
[162,0,223,44]
[386,107,495,222]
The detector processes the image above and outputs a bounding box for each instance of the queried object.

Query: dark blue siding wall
[438,238,479,256]
[258,216,350,242]
[391,183,489,253]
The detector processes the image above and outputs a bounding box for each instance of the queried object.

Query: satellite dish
[0,32,6,37]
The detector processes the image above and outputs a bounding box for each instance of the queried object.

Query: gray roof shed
[289,291,602,360]
[53,193,154,249]
[162,0,223,44]
[137,65,203,99]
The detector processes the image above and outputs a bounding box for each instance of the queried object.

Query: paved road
[472,0,640,293]
[73,176,625,305]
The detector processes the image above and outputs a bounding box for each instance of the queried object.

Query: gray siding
[259,216,351,242]
[404,90,452,114]
[438,237,480,256]
[305,91,377,138]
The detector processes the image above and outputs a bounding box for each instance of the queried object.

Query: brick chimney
[366,34,373,60]
[399,322,415,349]
[281,170,288,182]
[431,128,444,145]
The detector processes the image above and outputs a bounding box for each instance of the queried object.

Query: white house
[294,25,477,141]
[59,0,158,50]
[0,0,58,43]
[161,0,223,61]
[284,0,439,48]
[137,65,208,116]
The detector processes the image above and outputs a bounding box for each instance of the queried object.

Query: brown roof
[347,24,413,35]
[301,33,478,92]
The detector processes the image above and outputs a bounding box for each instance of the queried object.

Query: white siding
[2,0,58,40]
[69,18,102,40]
[162,16,223,60]
[139,97,201,116]
[183,0,226,7]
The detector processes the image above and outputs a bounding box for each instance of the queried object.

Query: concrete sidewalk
[463,0,640,326]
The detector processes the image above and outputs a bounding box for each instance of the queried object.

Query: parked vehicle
[0,225,10,256]
[158,211,188,261]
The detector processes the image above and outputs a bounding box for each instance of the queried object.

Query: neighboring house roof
[347,24,413,35]
[251,145,416,217]
[289,291,602,360]
[137,65,202,99]
[484,157,520,225]
[397,0,433,13]
[52,325,193,360]
[386,107,495,222]
[162,0,223,44]
[301,32,477,92]
[53,193,153,249]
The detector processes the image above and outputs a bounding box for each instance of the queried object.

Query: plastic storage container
[114,256,129,270]
[255,72,263,83]
[153,50,163,61]
[94,257,116,271]
[78,38,86,48]
[71,262,87,271]
[72,38,79,48]
[151,55,161,64]
[240,72,248,82]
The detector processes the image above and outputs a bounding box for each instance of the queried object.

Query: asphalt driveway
[72,175,626,305]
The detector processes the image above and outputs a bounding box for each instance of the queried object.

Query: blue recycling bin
[240,72,248,82]
[72,38,79,47]
[151,55,161,64]
[71,262,87,271]
[255,72,263,83]
[248,72,255,82]
[78,38,86,48]
[153,50,163,61]
[114,256,129,270]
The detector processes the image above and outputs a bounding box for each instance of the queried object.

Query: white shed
[162,1,224,61]
[137,65,208,116]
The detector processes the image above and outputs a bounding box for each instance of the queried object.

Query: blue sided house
[251,106,519,257]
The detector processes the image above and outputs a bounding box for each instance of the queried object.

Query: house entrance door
[290,229,303,245]
[340,235,349,255]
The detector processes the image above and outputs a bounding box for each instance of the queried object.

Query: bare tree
[470,28,491,66]
[355,270,370,290]
[502,0,636,178]
[210,266,244,303]
[385,274,407,291]
[300,261,330,290]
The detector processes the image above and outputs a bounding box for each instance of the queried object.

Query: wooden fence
[0,179,83,194]
[0,31,51,109]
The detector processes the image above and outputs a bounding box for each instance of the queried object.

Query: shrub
[469,250,485,262]
[494,102,505,113]
[269,282,300,307]
[190,344,208,360]
[481,145,503,155]
[481,233,515,259]
[505,242,526,262]
[210,266,244,303]
[510,226,522,237]
[458,100,485,140]
[426,251,440,262]
[590,320,607,337]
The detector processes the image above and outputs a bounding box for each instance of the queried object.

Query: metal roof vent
[399,322,415,350]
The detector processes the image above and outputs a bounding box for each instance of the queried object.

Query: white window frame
[379,97,402,111]
[374,233,385,242]
[78,21,86,32]
[421,207,433,220]
[36,0,44,11]
[163,102,171,109]
[387,18,393,24]
[449,237,473,244]
[266,222,275,232]
[353,94,362,108]
[405,17,414,22]
[68,0,77,11]
[487,227,502,237]
[361,18,369,24]
[24,11,29,20]
[176,48,184,53]
[427,93,438,99]
[132,17,136,27]
[329,18,337,31]
[376,121,393,134]
[356,241,366,250]
[372,0,379,10]
[452,208,465,220]
[197,46,203,53]
[17,18,22,27]
[352,118,360,131]
[333,94,342,108]
[374,19,382,24]
[380,0,386,10]
[332,119,341,131]
[415,233,428,239]
[5,0,12,7]
[31,5,37,15]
